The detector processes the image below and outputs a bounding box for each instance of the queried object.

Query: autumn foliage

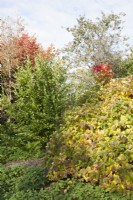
[16,34,54,66]
[16,34,40,65]
[45,75,133,193]
[92,63,114,83]
[0,32,55,101]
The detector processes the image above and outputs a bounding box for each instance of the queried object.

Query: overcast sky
[0,0,133,49]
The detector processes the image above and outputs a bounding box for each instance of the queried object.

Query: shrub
[44,75,133,193]
[1,167,132,200]
[0,166,49,199]
[0,56,70,163]
[92,63,113,83]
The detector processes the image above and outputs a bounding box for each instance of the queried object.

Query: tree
[0,16,25,102]
[62,12,130,105]
[16,34,54,66]
[0,16,54,102]
[0,56,70,162]
[16,33,40,66]
[63,12,129,76]
[12,57,68,138]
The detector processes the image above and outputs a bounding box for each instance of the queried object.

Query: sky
[0,0,133,49]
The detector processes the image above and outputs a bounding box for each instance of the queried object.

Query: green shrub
[1,171,133,200]
[121,52,133,77]
[1,166,132,200]
[0,57,70,163]
[0,122,43,164]
[44,76,133,193]
[0,166,49,199]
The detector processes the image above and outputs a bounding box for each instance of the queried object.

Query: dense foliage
[16,34,54,66]
[121,50,133,77]
[45,76,133,192]
[1,12,133,199]
[92,63,113,83]
[0,57,69,163]
[0,17,53,101]
[1,166,133,200]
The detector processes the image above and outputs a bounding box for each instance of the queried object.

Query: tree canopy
[63,12,129,77]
